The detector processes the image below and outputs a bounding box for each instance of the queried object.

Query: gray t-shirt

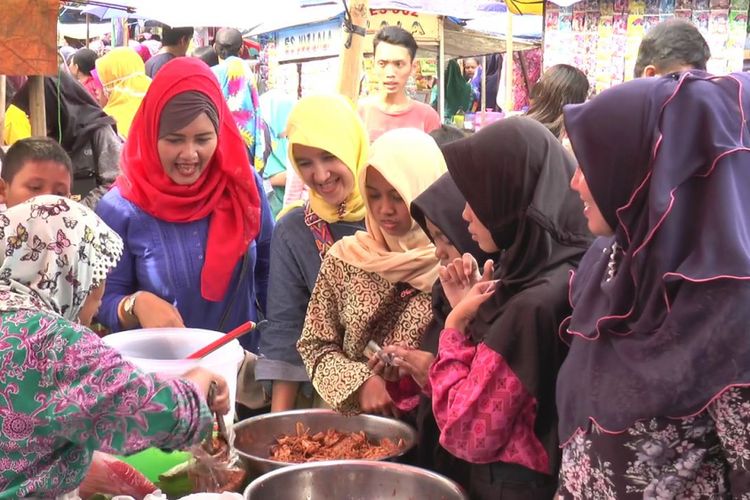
[145,52,175,78]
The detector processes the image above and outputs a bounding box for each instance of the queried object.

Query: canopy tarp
[368,0,543,16]
[248,2,542,48]
[63,0,299,29]
[57,21,113,40]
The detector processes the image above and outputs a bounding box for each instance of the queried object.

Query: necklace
[604,241,621,282]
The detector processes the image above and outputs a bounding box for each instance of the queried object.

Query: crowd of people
[0,15,748,500]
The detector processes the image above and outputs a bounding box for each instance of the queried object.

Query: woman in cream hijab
[255,94,368,412]
[297,127,446,416]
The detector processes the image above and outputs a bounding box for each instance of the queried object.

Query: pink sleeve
[386,376,421,413]
[430,328,534,464]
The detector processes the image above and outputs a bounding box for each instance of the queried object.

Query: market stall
[543,0,749,93]
[252,3,543,124]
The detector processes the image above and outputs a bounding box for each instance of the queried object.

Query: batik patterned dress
[297,255,433,413]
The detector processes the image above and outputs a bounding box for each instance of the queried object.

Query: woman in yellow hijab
[95,47,151,139]
[297,127,446,416]
[254,94,368,412]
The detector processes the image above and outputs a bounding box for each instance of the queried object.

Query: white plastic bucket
[103,327,244,429]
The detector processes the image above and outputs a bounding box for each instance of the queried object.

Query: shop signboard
[275,17,343,62]
[365,8,440,48]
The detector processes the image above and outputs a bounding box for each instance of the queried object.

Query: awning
[58,22,113,40]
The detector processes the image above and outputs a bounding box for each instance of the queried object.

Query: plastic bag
[185,423,247,494]
[79,452,157,499]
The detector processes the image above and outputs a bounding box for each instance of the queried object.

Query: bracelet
[342,0,367,48]
[344,24,366,37]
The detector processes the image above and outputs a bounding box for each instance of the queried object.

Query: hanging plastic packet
[185,382,247,493]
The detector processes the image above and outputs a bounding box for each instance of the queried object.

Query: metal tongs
[206,380,229,455]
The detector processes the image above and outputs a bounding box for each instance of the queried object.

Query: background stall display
[544,0,749,94]
[300,58,339,95]
[275,62,301,97]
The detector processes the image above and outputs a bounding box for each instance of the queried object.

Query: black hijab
[557,71,750,442]
[407,172,495,484]
[11,72,116,154]
[441,117,591,475]
[410,172,495,355]
[484,54,502,111]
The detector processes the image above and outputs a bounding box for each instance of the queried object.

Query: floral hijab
[0,195,123,321]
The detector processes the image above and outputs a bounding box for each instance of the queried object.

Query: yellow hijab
[328,128,447,292]
[96,47,151,139]
[285,94,367,223]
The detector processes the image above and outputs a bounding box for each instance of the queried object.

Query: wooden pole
[0,75,6,147]
[504,13,514,112]
[29,76,46,138]
[86,13,91,48]
[438,16,445,123]
[336,0,369,104]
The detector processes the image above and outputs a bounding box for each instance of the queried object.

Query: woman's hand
[132,292,185,328]
[439,254,494,308]
[358,375,398,417]
[367,352,402,382]
[382,346,435,388]
[445,280,498,333]
[182,368,230,415]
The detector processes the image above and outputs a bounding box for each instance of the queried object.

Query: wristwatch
[123,291,142,317]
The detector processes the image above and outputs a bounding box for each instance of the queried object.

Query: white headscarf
[0,195,123,320]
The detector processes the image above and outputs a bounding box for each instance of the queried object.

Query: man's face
[374,41,415,96]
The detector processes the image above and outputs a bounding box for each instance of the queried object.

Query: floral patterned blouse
[558,386,750,499]
[297,255,433,413]
[0,309,212,498]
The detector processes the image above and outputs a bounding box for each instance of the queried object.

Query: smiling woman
[157,92,220,186]
[94,58,274,353]
[296,128,446,416]
[255,94,368,412]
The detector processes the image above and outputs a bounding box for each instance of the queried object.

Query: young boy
[0,137,73,208]
[359,26,441,142]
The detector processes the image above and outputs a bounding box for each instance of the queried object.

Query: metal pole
[86,14,90,48]
[504,13,514,112]
[481,55,486,112]
[438,16,445,123]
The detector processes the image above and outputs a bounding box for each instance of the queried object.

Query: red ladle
[185,320,256,360]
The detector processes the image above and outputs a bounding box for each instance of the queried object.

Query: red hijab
[117,57,261,302]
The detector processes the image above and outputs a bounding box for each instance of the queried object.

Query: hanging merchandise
[544,0,749,93]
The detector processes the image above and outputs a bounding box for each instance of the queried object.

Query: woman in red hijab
[95,57,273,352]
